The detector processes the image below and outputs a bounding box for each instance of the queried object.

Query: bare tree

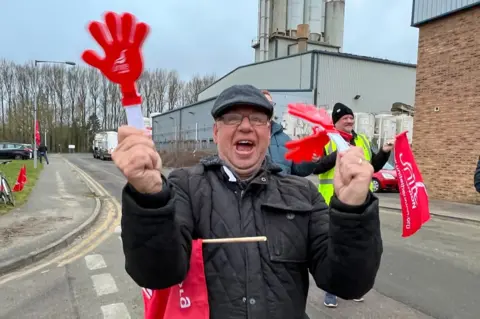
[0,57,216,151]
[0,60,5,138]
[88,68,100,116]
[66,67,80,144]
[152,68,168,113]
[167,70,181,110]
[100,76,109,130]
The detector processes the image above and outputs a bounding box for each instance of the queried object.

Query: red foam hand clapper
[285,130,329,163]
[284,103,353,163]
[82,12,149,107]
[288,103,352,141]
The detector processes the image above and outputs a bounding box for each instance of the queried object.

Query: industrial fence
[153,124,217,152]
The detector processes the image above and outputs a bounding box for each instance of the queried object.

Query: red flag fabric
[142,239,209,319]
[21,165,27,184]
[35,121,41,146]
[12,165,27,192]
[394,131,431,237]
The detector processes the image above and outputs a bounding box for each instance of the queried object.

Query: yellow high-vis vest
[318,133,374,205]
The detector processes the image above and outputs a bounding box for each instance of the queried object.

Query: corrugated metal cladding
[152,90,313,147]
[198,53,313,100]
[315,54,417,113]
[152,99,216,145]
[412,0,480,26]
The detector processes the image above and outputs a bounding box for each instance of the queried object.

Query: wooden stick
[202,236,267,244]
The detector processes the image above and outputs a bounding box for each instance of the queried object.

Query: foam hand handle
[82,12,149,107]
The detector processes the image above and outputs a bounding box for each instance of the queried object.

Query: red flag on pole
[394,131,431,237]
[35,121,41,146]
[142,239,210,319]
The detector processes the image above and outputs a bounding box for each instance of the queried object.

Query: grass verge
[0,160,44,215]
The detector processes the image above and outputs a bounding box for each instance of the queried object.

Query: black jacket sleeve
[291,161,318,177]
[371,148,391,173]
[308,182,382,299]
[312,150,337,175]
[121,169,194,289]
[475,159,480,193]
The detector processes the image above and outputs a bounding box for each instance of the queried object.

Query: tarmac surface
[0,153,478,319]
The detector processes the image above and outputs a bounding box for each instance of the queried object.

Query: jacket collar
[200,155,283,184]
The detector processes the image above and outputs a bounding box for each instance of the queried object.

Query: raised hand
[333,147,374,206]
[82,12,149,106]
[112,126,163,194]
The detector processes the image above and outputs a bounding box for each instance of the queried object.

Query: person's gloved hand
[82,12,149,106]
[112,126,163,194]
[334,147,374,206]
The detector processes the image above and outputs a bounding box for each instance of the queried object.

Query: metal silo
[287,0,305,35]
[304,0,325,42]
[324,0,345,50]
[272,0,287,35]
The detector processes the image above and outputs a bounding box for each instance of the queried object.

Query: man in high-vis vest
[311,102,394,308]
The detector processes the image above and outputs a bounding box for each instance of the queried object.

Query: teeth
[238,140,252,145]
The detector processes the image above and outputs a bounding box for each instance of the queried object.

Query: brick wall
[412,6,480,204]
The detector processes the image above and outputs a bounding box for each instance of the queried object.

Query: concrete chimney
[297,23,310,53]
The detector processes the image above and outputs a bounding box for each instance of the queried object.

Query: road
[0,153,479,318]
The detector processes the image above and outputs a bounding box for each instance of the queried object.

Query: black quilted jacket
[121,156,383,319]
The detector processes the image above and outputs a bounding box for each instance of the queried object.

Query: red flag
[142,239,210,319]
[394,131,431,237]
[13,166,27,192]
[21,165,27,184]
[35,121,41,146]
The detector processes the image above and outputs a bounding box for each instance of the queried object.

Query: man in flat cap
[114,85,383,319]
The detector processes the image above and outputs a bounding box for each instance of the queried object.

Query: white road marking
[101,303,131,319]
[85,254,107,270]
[91,273,119,296]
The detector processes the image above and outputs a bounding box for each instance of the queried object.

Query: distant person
[38,144,49,165]
[475,156,480,192]
[262,89,317,176]
[311,102,393,308]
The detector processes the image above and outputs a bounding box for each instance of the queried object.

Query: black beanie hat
[332,102,354,124]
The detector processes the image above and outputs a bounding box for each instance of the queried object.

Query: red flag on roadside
[394,131,431,237]
[13,165,27,192]
[35,121,41,146]
[142,239,210,319]
[21,165,27,184]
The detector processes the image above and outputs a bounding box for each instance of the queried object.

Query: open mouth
[235,140,255,154]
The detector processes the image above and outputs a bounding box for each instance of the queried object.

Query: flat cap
[211,84,274,119]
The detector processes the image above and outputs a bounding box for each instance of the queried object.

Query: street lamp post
[188,111,198,150]
[33,60,76,169]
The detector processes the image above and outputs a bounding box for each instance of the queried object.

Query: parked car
[0,142,32,160]
[372,162,398,193]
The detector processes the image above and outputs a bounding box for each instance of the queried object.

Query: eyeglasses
[218,113,270,126]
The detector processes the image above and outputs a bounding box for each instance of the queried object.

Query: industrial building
[410,0,480,204]
[152,0,417,152]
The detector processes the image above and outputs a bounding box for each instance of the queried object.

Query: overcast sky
[0,0,418,80]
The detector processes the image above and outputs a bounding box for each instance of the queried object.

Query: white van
[94,131,118,160]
